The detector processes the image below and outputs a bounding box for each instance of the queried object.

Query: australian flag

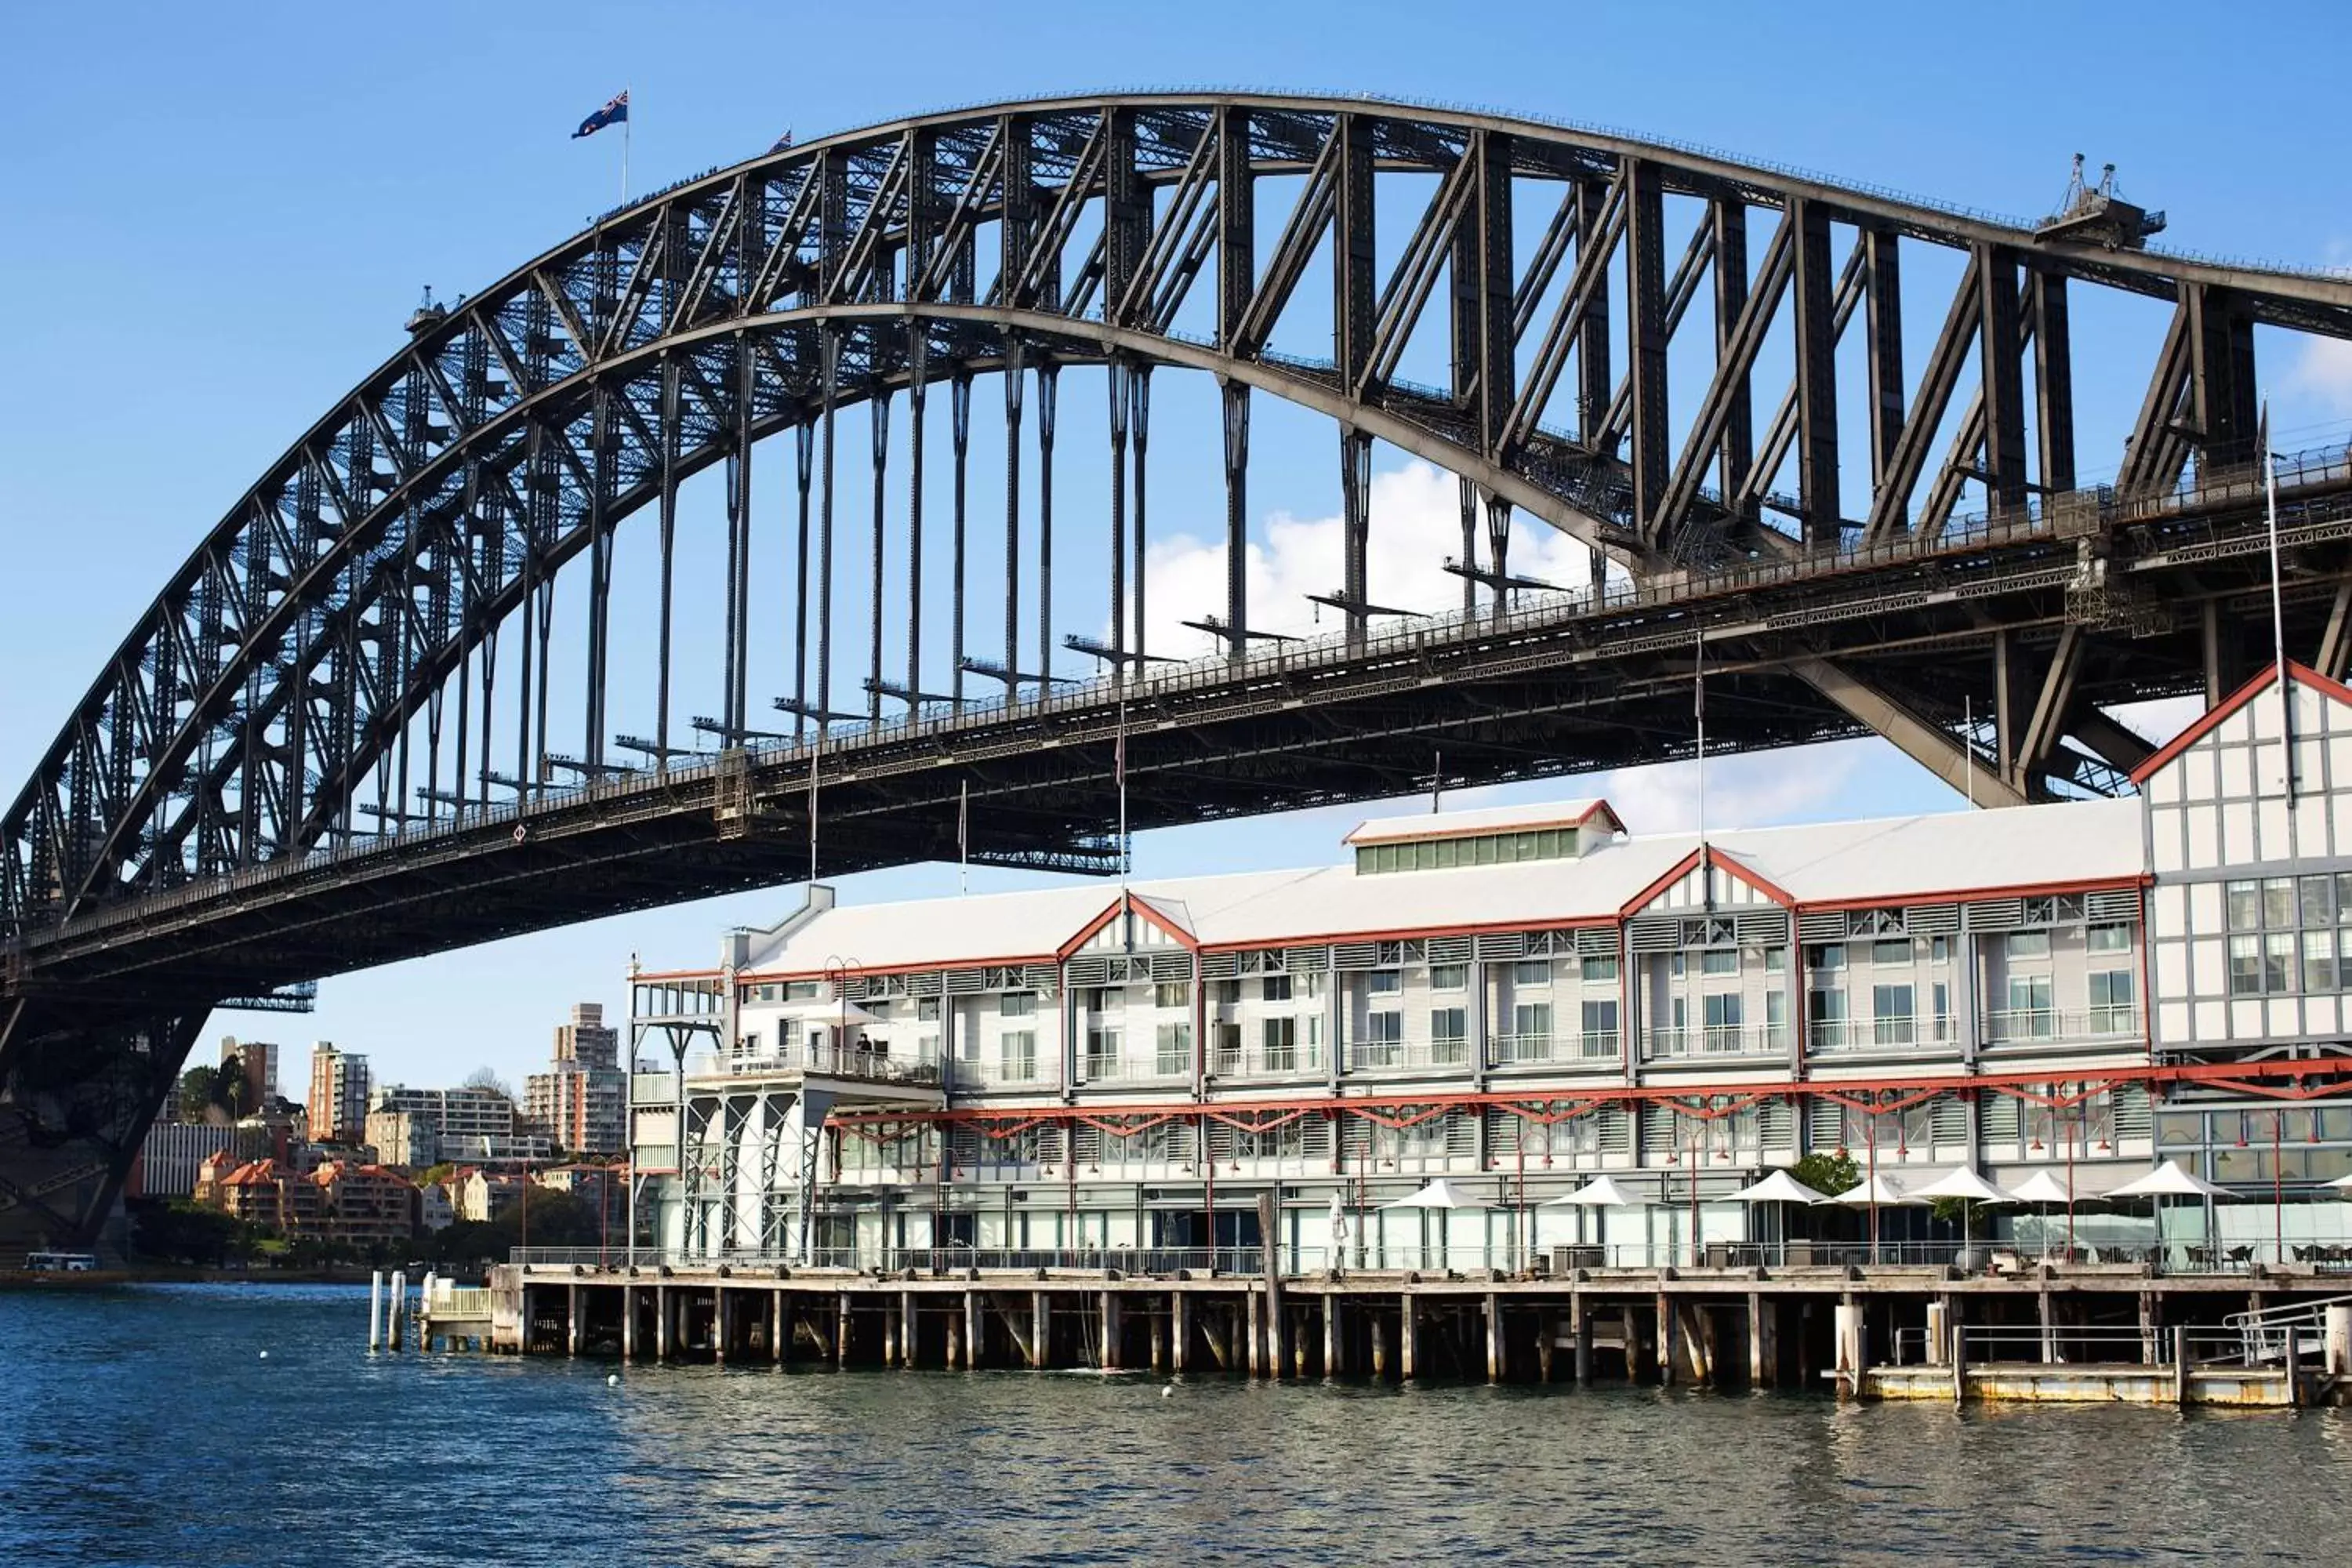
[573,91,629,140]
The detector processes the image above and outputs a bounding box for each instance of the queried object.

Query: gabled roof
[2129,660,2352,785]
[1344,797,1622,845]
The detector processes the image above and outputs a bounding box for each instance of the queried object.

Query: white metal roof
[735,793,2147,977]
[1345,797,1619,844]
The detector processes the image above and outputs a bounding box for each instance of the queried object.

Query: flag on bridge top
[573,90,629,140]
[770,128,795,154]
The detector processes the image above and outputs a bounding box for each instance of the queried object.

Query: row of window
[1355,827,1581,876]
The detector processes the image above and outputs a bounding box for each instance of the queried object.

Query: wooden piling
[1486,1293,1503,1384]
[1399,1293,1417,1380]
[1323,1295,1341,1378]
[1031,1291,1051,1370]
[835,1293,851,1367]
[1174,1291,1192,1373]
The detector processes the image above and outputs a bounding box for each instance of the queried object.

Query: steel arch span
[6,91,2352,1247]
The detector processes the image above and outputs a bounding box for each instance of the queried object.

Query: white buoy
[259,1350,270,1360]
[608,1374,621,1387]
[368,1269,384,1352]
[1161,1383,1173,1398]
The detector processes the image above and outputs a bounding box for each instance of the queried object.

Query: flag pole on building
[958,778,969,897]
[2264,401,2293,800]
[1694,626,1708,843]
[621,85,630,203]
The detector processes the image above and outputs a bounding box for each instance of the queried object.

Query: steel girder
[12,92,2352,960]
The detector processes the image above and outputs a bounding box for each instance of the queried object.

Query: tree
[1791,1149,1860,1197]
[175,1065,221,1124]
[129,1198,249,1267]
[462,1067,514,1102]
[212,1051,253,1120]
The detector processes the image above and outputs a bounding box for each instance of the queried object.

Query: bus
[23,1250,100,1272]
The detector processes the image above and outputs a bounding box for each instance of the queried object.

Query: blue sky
[4,1,2348,1093]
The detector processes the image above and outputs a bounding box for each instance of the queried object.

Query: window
[2005,975,2053,1038]
[2089,971,2136,1033]
[2226,880,2262,931]
[1765,989,1788,1044]
[1809,989,1848,1048]
[786,980,822,1001]
[1301,970,1328,1000]
[1430,964,1468,993]
[1668,953,1686,979]
[1261,974,1292,1004]
[1213,1022,1243,1075]
[1809,944,1846,971]
[1930,935,1951,964]
[999,1030,1037,1081]
[1354,827,1579,875]
[1359,1011,1403,1066]
[1581,954,1619,984]
[1212,979,1242,1007]
[2089,924,2132,954]
[1700,949,1740,976]
[2263,877,2296,931]
[1153,982,1190,1010]
[1512,959,1552,987]
[1086,1028,1121,1077]
[918,997,941,1022]
[1512,1002,1553,1044]
[1365,970,1403,996]
[1932,982,1951,1040]
[999,992,1036,1018]
[1872,984,1915,1047]
[1430,1007,1468,1063]
[2222,876,2352,993]
[1261,1016,1298,1071]
[2307,932,2340,995]
[1155,1022,1192,1075]
[1701,993,1744,1051]
[2005,931,2050,960]
[1765,946,1788,974]
[2228,935,2264,996]
[1579,999,1618,1051]
[1871,940,1911,967]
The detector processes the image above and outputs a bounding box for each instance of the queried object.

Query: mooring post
[771,1289,785,1364]
[1485,1293,1503,1384]
[1174,1291,1192,1373]
[1536,1308,1555,1384]
[1323,1295,1341,1378]
[1371,1305,1389,1379]
[1246,1289,1262,1378]
[1031,1290,1050,1370]
[1150,1301,1167,1373]
[1399,1293,1417,1380]
[1748,1292,1768,1388]
[1656,1292,1675,1387]
[713,1288,728,1366]
[2327,1304,2352,1379]
[902,1289,918,1370]
[622,1285,636,1361]
[368,1270,384,1352]
[2174,1323,2190,1406]
[568,1284,582,1357]
[835,1292,851,1367]
[2038,1290,2057,1365]
[964,1289,981,1370]
[1834,1300,1863,1399]
[1258,1192,1284,1379]
[389,1271,405,1351]
[1100,1290,1120,1371]
[1925,1301,1948,1370]
[655,1286,670,1361]
[2139,1290,2160,1366]
[1951,1316,1967,1406]
[1574,1294,1592,1387]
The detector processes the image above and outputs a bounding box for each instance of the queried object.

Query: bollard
[2173,1323,2190,1407]
[1833,1301,1863,1399]
[368,1270,384,1352]
[2326,1305,2352,1379]
[388,1271,405,1351]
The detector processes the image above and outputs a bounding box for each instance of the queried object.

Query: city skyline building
[305,1043,371,1145]
[524,1003,627,1155]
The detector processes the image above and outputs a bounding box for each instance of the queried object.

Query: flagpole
[1694,626,1707,843]
[2265,402,2292,800]
[621,88,630,204]
[958,779,969,897]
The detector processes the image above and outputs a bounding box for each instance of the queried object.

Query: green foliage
[1791,1150,1860,1196]
[174,1065,221,1123]
[425,1185,602,1267]
[212,1051,252,1120]
[129,1198,252,1266]
[1930,1196,1987,1226]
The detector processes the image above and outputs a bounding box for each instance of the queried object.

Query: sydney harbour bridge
[5,91,2352,1250]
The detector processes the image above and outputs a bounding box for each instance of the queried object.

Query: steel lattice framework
[6,92,2352,1247]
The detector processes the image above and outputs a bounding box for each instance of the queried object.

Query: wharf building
[622,665,2352,1275]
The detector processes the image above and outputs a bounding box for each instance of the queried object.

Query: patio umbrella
[2327,1172,2352,1192]
[1911,1166,2011,1259]
[2007,1168,2079,1261]
[1733,1169,1830,1261]
[1820,1172,1922,1265]
[2108,1158,2236,1266]
[1541,1174,1643,1255]
[1380,1178,1490,1210]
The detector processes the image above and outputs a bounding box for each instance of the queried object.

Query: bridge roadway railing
[23,444,2352,956]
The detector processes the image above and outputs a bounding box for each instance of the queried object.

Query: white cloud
[1127,459,1606,659]
[2286,336,2352,417]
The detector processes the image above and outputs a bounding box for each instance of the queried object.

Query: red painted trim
[1344,799,1624,845]
[1618,844,1797,917]
[1054,891,1200,960]
[829,1057,2352,1126]
[1794,873,2150,916]
[746,951,1060,984]
[2129,659,2352,785]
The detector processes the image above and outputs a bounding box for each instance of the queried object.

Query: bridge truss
[5,92,2352,1247]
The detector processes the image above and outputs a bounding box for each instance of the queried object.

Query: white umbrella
[1822,1172,1924,1207]
[1733,1169,1831,1204]
[2326,1172,2352,1192]
[1381,1178,1490,1211]
[2107,1159,2233,1200]
[1911,1167,2008,1261]
[2006,1169,2075,1205]
[1911,1167,2010,1203]
[1542,1174,1643,1207]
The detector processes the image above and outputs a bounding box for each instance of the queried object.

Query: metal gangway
[2219,1294,2352,1368]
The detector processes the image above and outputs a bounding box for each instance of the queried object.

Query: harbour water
[5,1284,2351,1565]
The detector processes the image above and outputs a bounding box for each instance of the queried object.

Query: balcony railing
[718,1040,945,1087]
[1986,1007,2143,1044]
[1807,1016,1959,1053]
[1081,1054,1195,1085]
[1207,1041,1326,1079]
[1490,1030,1621,1065]
[1646,1025,1790,1059]
[1343,1036,1475,1072]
